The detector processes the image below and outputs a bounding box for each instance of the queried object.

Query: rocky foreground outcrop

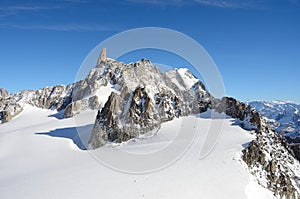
[249,100,300,166]
[214,97,300,198]
[214,97,262,130]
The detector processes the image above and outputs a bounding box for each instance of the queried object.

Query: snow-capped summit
[88,56,211,149]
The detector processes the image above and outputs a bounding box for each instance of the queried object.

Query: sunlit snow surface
[0,105,274,199]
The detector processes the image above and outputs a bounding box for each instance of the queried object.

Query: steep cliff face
[214,97,262,130]
[0,88,23,124]
[242,123,300,199]
[0,88,8,103]
[250,101,300,164]
[88,58,212,149]
[0,50,115,123]
[0,102,23,124]
[89,92,123,147]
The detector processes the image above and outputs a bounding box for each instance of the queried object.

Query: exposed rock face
[242,125,300,199]
[286,137,300,161]
[25,85,73,110]
[0,85,74,123]
[97,48,106,65]
[89,92,123,147]
[0,103,23,123]
[0,88,23,124]
[0,49,114,123]
[63,96,100,118]
[88,58,212,149]
[249,101,300,164]
[0,88,8,103]
[214,97,262,130]
[212,97,300,198]
[0,80,98,123]
[125,86,156,126]
[89,85,182,149]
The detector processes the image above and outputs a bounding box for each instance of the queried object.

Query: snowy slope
[0,105,274,199]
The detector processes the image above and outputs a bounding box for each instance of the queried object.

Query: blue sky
[0,0,299,103]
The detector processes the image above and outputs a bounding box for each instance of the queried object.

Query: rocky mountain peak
[88,58,209,149]
[97,48,107,66]
[0,88,9,102]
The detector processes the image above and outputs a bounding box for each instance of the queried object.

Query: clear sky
[0,0,299,103]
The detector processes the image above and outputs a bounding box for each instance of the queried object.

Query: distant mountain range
[249,100,300,165]
[249,101,300,137]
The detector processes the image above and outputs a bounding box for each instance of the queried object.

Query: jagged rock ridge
[89,58,211,149]
[213,97,300,198]
[250,101,300,162]
[0,49,115,122]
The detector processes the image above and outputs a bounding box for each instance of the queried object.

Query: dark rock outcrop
[88,57,212,149]
[0,89,23,124]
[242,129,300,199]
[214,97,262,130]
[0,88,8,103]
[89,85,186,149]
[89,92,123,147]
[0,104,23,124]
[87,55,215,148]
[249,101,300,164]
[212,97,300,198]
[285,137,300,161]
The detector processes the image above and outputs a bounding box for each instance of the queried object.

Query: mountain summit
[89,56,211,149]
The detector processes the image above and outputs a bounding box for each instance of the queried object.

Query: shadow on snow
[36,124,93,150]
